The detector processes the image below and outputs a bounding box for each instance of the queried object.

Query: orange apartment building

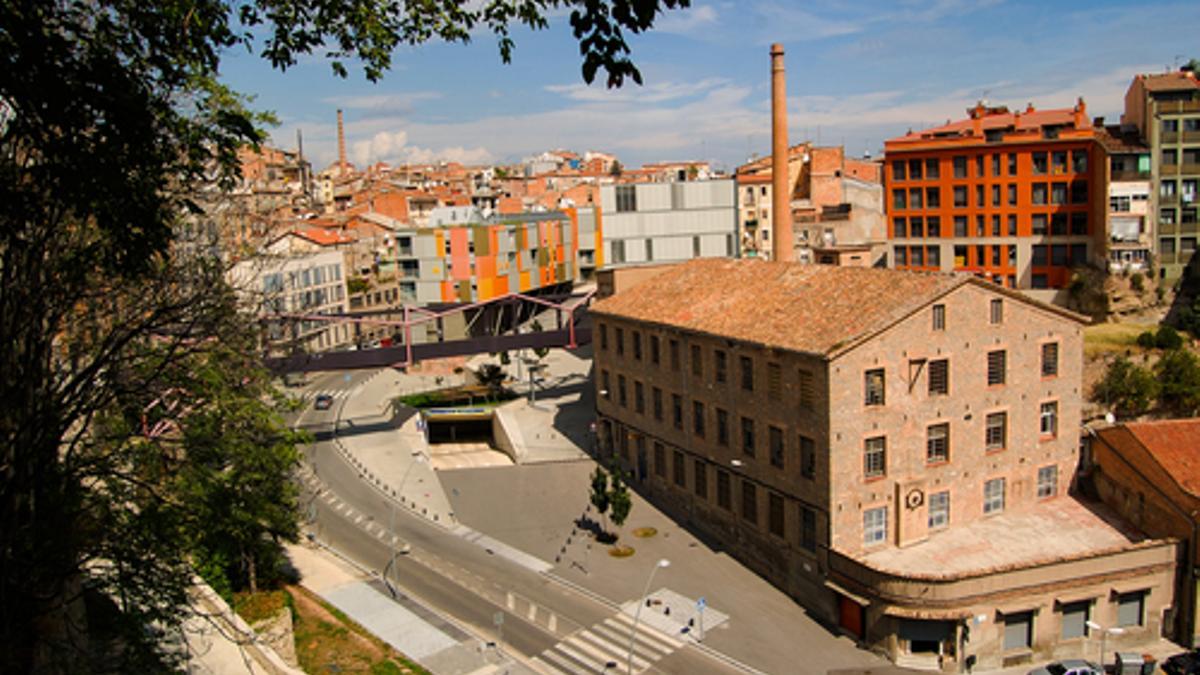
[885,100,1108,294]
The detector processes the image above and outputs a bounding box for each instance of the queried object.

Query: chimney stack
[337,109,347,176]
[770,43,793,263]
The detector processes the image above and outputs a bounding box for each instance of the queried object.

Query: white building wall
[599,179,736,267]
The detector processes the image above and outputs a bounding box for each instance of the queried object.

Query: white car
[1027,659,1102,675]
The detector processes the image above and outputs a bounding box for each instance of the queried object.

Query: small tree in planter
[608,471,633,555]
[589,466,611,541]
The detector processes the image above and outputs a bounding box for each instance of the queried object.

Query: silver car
[1028,659,1103,675]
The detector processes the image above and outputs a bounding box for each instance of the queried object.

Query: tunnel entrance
[426,416,493,444]
[421,408,514,469]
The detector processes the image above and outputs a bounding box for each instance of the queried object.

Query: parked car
[1028,660,1102,675]
[1164,650,1200,675]
[313,394,334,410]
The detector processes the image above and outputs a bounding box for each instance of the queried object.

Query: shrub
[1156,324,1184,350]
[1092,356,1159,419]
[1157,349,1200,416]
[1136,331,1157,349]
[1130,272,1145,293]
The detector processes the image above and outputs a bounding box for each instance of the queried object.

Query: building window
[986,412,1007,450]
[693,401,705,437]
[768,492,785,537]
[650,335,660,365]
[652,387,663,421]
[634,381,645,413]
[599,324,608,351]
[863,506,887,546]
[1040,401,1058,437]
[987,350,1006,386]
[865,368,885,406]
[928,491,950,530]
[742,481,757,525]
[769,426,784,469]
[767,362,782,399]
[984,477,1006,514]
[716,408,729,446]
[741,417,755,457]
[1117,591,1146,627]
[653,442,666,478]
[893,189,907,210]
[801,507,817,552]
[990,298,1003,324]
[673,450,686,488]
[864,436,886,478]
[926,423,950,464]
[669,339,680,370]
[1037,464,1058,498]
[618,375,627,407]
[1042,342,1059,377]
[717,470,731,510]
[632,331,642,360]
[715,349,727,383]
[797,369,815,409]
[691,344,702,377]
[895,246,908,266]
[672,394,683,430]
[601,370,611,400]
[932,304,945,330]
[615,327,624,356]
[953,185,967,207]
[1003,611,1033,651]
[929,359,949,396]
[615,185,637,212]
[893,160,907,180]
[953,156,967,178]
[740,356,754,391]
[800,435,816,479]
[1061,601,1090,640]
[694,459,707,498]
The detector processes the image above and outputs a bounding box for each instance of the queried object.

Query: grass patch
[608,545,635,558]
[232,590,288,626]
[632,527,657,538]
[394,385,517,409]
[288,585,431,675]
[1084,322,1156,358]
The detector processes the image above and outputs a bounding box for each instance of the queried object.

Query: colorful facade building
[885,100,1107,295]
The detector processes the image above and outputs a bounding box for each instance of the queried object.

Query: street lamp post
[627,559,670,675]
[1086,620,1125,671]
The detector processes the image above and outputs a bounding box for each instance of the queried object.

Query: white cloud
[545,77,731,103]
[653,4,719,36]
[323,92,443,117]
[350,129,494,166]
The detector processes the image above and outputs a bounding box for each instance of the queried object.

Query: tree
[1092,356,1160,419]
[608,469,633,535]
[530,318,551,359]
[1156,349,1200,416]
[1,0,689,669]
[475,363,508,401]
[589,466,611,534]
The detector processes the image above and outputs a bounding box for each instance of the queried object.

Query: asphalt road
[291,369,748,674]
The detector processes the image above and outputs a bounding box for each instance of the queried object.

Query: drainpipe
[1086,426,1199,648]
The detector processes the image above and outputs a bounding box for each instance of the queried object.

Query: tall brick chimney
[770,43,792,263]
[337,109,347,176]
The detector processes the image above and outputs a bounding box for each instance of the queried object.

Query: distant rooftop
[1137,71,1200,92]
[886,99,1092,147]
[1117,418,1200,499]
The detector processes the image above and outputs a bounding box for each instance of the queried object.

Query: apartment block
[1122,71,1200,281]
[1100,126,1154,273]
[599,179,736,265]
[592,259,1173,670]
[885,100,1107,297]
[228,249,351,354]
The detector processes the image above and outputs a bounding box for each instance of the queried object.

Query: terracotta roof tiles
[1122,419,1200,498]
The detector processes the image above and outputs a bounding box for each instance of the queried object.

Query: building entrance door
[838,595,864,639]
[636,437,647,481]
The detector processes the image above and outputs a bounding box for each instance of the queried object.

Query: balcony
[1111,169,1151,181]
[1182,163,1200,176]
[1157,100,1200,114]
[1162,132,1180,145]
[1184,131,1200,144]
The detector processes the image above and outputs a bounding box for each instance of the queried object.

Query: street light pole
[627,559,670,675]
[1086,621,1125,671]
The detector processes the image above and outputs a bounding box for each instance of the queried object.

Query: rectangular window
[953,156,967,178]
[1061,601,1090,640]
[741,417,755,457]
[1041,342,1059,377]
[929,359,949,395]
[1008,153,1018,175]
[742,481,757,525]
[1051,182,1067,205]
[984,477,1006,514]
[1032,213,1048,235]
[618,375,627,407]
[768,492,785,537]
[987,350,1006,386]
[767,362,782,399]
[932,304,945,330]
[990,298,1003,324]
[926,187,940,208]
[926,158,940,179]
[863,506,887,545]
[634,381,645,413]
[1008,184,1017,205]
[895,246,908,266]
[1032,152,1047,174]
[894,217,907,239]
[632,331,642,360]
[599,324,608,350]
[893,160,907,180]
[692,401,705,437]
[653,442,665,478]
[797,369,815,409]
[615,327,624,356]
[716,408,729,446]
[953,185,967,207]
[691,344,702,377]
[928,216,941,237]
[1038,464,1058,498]
[652,387,663,421]
[954,215,968,237]
[672,394,683,430]
[992,184,1001,206]
[1117,591,1146,627]
[986,412,1007,450]
[673,450,686,488]
[1003,611,1033,651]
[926,423,950,464]
[992,154,1001,176]
[1040,401,1058,437]
[801,507,817,552]
[865,368,885,406]
[976,155,985,178]
[669,339,680,371]
[694,459,707,498]
[650,335,660,365]
[1033,183,1047,205]
[615,185,637,212]
[910,188,923,209]
[740,356,754,391]
[717,470,731,510]
[928,491,950,530]
[715,349,727,383]
[769,426,784,469]
[893,189,907,210]
[864,436,886,478]
[800,436,816,479]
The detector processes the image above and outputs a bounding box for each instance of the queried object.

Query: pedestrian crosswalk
[534,611,684,674]
[303,388,351,402]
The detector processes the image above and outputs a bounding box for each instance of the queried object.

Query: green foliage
[475,363,508,400]
[1156,349,1200,416]
[347,276,372,295]
[1157,325,1184,350]
[1092,356,1160,419]
[608,470,632,530]
[590,466,610,516]
[1137,331,1158,349]
[1130,272,1145,293]
[530,318,551,358]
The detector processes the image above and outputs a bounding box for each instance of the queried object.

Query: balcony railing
[1111,170,1151,181]
[1161,193,1179,205]
[1182,163,1200,176]
[1184,131,1200,144]
[1162,132,1180,145]
[1157,100,1200,114]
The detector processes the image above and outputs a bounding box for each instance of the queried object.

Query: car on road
[313,394,334,410]
[1027,659,1102,675]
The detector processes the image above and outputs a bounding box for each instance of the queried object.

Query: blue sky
[219,0,1198,171]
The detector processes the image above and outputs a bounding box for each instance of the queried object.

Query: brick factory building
[591,259,1175,670]
[884,100,1107,298]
